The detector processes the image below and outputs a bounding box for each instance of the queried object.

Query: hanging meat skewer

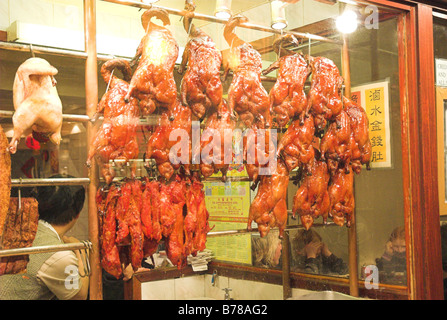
[125,8,179,115]
[179,0,224,121]
[223,15,271,128]
[306,56,344,133]
[9,57,63,154]
[0,124,11,239]
[87,59,140,185]
[262,34,310,127]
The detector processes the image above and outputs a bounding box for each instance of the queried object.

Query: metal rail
[11,177,90,187]
[0,110,91,123]
[206,222,337,237]
[0,241,92,258]
[0,41,118,61]
[101,0,342,45]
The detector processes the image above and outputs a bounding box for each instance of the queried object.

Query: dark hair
[36,174,86,226]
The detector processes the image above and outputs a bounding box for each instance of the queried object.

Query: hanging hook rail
[11,177,90,187]
[0,241,93,258]
[101,0,342,45]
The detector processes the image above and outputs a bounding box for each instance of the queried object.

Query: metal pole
[11,178,90,187]
[0,242,92,258]
[100,0,341,45]
[84,0,102,300]
[0,110,90,123]
[342,33,358,297]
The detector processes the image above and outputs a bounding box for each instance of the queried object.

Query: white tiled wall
[140,274,315,300]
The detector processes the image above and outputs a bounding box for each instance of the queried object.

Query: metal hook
[105,68,115,93]
[80,240,91,277]
[29,44,35,58]
[17,177,22,215]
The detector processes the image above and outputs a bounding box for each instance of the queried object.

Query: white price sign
[436,59,447,87]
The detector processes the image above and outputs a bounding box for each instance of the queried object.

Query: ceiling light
[271,0,287,30]
[215,0,232,20]
[336,9,358,34]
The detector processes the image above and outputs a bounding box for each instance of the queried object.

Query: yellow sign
[351,80,391,168]
[204,181,252,265]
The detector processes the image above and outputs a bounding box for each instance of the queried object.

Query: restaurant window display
[0,0,443,300]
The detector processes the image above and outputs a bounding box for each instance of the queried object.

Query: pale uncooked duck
[10,57,63,154]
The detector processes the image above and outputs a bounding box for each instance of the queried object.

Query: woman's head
[36,174,86,226]
[389,226,406,256]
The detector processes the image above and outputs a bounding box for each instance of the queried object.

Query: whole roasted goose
[10,57,63,154]
[223,15,271,128]
[200,99,236,181]
[292,155,331,230]
[247,159,289,238]
[262,34,310,127]
[179,1,223,120]
[344,97,372,174]
[320,109,352,175]
[0,124,11,239]
[125,8,179,115]
[307,56,344,133]
[145,100,192,181]
[276,115,315,172]
[328,167,355,227]
[87,59,140,184]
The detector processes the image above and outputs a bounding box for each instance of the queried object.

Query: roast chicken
[344,97,372,174]
[10,57,63,154]
[320,110,353,175]
[145,100,192,181]
[328,167,355,227]
[125,8,179,115]
[247,158,289,238]
[0,124,11,238]
[276,115,315,172]
[179,1,223,120]
[292,155,331,230]
[87,59,140,184]
[307,56,344,133]
[223,15,271,128]
[262,34,310,127]
[200,99,236,181]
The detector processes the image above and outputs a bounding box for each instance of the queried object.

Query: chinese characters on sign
[351,80,391,168]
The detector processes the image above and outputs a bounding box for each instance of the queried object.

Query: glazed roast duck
[87,58,140,185]
[125,8,179,116]
[263,34,310,127]
[179,0,224,121]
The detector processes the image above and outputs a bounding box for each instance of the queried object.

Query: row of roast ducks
[0,3,371,273]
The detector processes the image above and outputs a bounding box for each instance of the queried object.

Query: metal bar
[100,0,341,45]
[11,177,90,187]
[282,231,291,300]
[0,41,114,61]
[206,222,337,237]
[84,0,102,300]
[0,241,92,258]
[0,110,91,123]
